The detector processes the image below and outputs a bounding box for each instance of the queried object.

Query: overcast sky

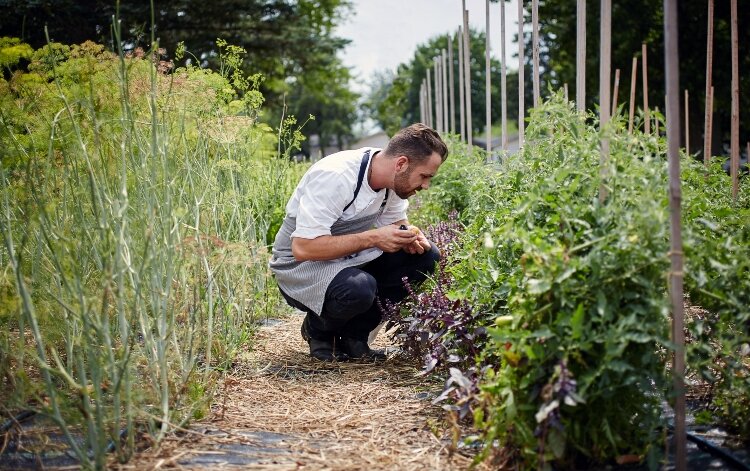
[335,0,521,94]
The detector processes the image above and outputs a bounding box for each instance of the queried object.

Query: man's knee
[416,242,441,274]
[326,269,377,316]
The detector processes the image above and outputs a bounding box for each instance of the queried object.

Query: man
[270,123,448,361]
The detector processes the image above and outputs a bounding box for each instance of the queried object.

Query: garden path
[122,312,479,470]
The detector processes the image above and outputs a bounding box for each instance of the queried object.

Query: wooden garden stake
[611,68,620,117]
[730,0,739,200]
[500,0,508,151]
[463,6,473,147]
[577,0,586,112]
[434,57,442,133]
[642,43,650,134]
[628,57,637,134]
[599,0,611,203]
[420,82,425,124]
[663,0,686,468]
[448,36,456,134]
[564,83,568,101]
[532,0,540,107]
[426,67,433,129]
[687,93,693,151]
[442,49,449,134]
[518,0,525,145]
[485,0,492,154]
[706,85,714,164]
[458,28,466,141]
[703,0,714,166]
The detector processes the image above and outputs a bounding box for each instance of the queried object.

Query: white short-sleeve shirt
[286,147,408,240]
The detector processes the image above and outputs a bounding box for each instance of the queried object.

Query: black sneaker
[339,337,387,361]
[300,324,348,362]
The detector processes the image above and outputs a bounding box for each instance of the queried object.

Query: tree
[367,29,519,138]
[527,0,749,155]
[0,0,358,146]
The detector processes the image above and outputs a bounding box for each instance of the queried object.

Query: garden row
[0,38,303,468]
[401,94,750,469]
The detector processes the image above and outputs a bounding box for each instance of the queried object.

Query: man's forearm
[292,231,376,262]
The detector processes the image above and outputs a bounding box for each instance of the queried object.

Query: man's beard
[394,168,418,199]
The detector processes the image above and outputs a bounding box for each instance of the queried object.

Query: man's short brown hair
[384,123,448,164]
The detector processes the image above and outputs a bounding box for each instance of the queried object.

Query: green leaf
[570,303,585,340]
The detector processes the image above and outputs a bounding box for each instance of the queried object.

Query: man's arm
[291,224,418,262]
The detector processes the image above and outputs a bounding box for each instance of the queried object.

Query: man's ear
[394,155,409,172]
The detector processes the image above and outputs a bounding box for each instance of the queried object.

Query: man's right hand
[373,224,418,253]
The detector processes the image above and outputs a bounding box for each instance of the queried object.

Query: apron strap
[343,149,371,212]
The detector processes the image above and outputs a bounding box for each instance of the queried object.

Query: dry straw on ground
[118,312,483,470]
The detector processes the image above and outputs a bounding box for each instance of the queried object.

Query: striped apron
[269,150,389,316]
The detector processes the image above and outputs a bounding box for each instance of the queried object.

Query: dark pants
[280,243,440,342]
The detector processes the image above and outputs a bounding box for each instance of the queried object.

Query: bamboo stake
[500,0,508,151]
[532,0,540,107]
[642,43,650,134]
[518,0,525,145]
[703,0,714,166]
[437,58,444,132]
[685,89,690,154]
[458,28,466,142]
[485,0,492,154]
[730,0,739,200]
[426,67,433,129]
[664,0,686,468]
[463,7,473,147]
[442,49,449,134]
[448,36,456,134]
[611,68,620,117]
[576,0,586,112]
[706,85,714,163]
[419,82,425,124]
[628,57,637,134]
[599,0,611,203]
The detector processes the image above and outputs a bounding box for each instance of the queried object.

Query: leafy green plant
[0,35,305,468]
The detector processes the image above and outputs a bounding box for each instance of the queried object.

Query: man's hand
[372,224,419,253]
[401,225,432,255]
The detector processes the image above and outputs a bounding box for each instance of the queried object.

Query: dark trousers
[280,243,440,342]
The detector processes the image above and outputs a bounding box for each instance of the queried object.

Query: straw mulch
[119,312,484,470]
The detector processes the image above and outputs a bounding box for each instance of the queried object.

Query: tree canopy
[366,29,519,138]
[0,0,358,147]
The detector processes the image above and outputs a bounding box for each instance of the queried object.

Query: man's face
[393,152,443,199]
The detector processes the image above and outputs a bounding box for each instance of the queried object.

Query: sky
[335,0,521,94]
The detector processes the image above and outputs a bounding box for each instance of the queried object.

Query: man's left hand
[402,226,431,255]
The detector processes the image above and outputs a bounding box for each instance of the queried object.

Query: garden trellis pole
[463,7,473,147]
[703,0,714,166]
[642,43,650,134]
[532,0,540,107]
[427,67,433,128]
[685,90,690,153]
[518,0,525,145]
[458,27,466,141]
[576,0,586,112]
[612,68,620,117]
[420,82,425,123]
[442,49,449,134]
[628,57,637,134]
[730,0,739,200]
[500,0,508,151]
[599,0,611,203]
[663,0,686,467]
[448,37,456,134]
[432,56,443,133]
[486,0,492,154]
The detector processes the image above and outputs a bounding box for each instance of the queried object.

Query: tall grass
[0,36,303,468]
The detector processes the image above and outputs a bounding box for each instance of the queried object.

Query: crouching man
[269,123,448,361]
